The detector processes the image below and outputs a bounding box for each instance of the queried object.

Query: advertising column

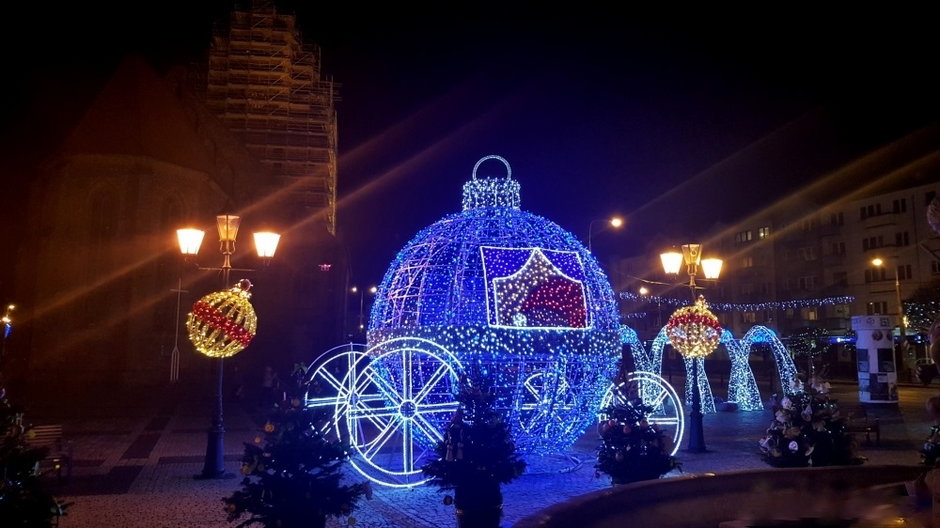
[851,315,898,403]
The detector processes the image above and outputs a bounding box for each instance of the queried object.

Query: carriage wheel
[599,371,684,456]
[344,337,462,487]
[303,343,368,442]
[516,370,581,444]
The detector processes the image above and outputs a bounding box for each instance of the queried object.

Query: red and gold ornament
[665,295,721,358]
[186,279,257,358]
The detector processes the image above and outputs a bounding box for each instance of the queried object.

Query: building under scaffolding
[204,1,338,235]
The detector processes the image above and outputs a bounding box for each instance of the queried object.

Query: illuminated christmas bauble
[928,195,940,235]
[367,155,621,454]
[665,295,722,358]
[187,279,257,358]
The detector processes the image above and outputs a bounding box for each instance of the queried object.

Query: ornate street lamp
[661,243,723,453]
[177,214,280,479]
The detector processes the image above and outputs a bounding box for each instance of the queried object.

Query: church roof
[60,55,214,172]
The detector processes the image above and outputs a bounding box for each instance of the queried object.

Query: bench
[26,424,73,483]
[844,406,880,445]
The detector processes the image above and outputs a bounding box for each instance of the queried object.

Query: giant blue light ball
[367,156,620,454]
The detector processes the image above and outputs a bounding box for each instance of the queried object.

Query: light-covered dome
[366,155,621,455]
[370,155,619,335]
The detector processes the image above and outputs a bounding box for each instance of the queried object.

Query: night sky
[2,3,938,288]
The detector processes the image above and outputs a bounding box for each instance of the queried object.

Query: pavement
[13,376,939,528]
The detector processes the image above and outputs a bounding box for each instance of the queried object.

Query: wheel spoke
[347,406,399,420]
[402,420,413,473]
[417,401,459,413]
[413,363,449,404]
[363,418,403,460]
[412,413,445,443]
[367,366,404,406]
[319,368,348,394]
[402,348,413,401]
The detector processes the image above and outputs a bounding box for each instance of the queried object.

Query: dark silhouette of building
[8,2,345,391]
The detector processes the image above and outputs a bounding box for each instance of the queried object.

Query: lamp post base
[686,360,707,453]
[686,411,707,453]
[195,428,234,480]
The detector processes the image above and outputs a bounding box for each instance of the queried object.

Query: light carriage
[305,156,683,487]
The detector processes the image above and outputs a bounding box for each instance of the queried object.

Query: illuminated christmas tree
[422,374,526,528]
[223,367,366,528]
[0,387,70,526]
[595,399,680,485]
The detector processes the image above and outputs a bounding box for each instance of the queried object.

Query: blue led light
[367,156,620,462]
[723,330,764,411]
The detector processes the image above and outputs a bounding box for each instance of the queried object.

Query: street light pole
[588,216,624,252]
[350,285,377,337]
[661,243,722,454]
[178,215,280,479]
[872,257,907,346]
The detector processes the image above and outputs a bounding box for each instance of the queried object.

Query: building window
[830,241,846,256]
[742,256,754,268]
[862,203,882,218]
[898,264,913,280]
[829,212,844,226]
[867,302,888,315]
[893,198,907,213]
[743,312,756,323]
[798,276,818,290]
[895,232,910,246]
[735,230,753,244]
[802,307,818,321]
[758,227,771,239]
[864,268,888,283]
[862,236,884,251]
[798,246,818,261]
[932,260,940,274]
[833,271,848,287]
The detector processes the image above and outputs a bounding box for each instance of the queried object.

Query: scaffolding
[205,2,339,233]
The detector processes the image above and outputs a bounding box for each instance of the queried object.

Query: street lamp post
[177,214,280,479]
[871,257,907,345]
[661,243,723,453]
[350,285,377,336]
[588,216,624,252]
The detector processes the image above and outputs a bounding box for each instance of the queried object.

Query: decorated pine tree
[759,377,864,468]
[595,398,679,485]
[222,365,366,528]
[422,375,525,528]
[0,387,70,526]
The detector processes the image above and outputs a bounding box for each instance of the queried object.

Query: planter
[277,515,326,528]
[457,504,503,528]
[455,482,503,528]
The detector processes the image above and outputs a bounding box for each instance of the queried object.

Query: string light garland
[186,279,257,358]
[620,291,855,312]
[367,155,621,461]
